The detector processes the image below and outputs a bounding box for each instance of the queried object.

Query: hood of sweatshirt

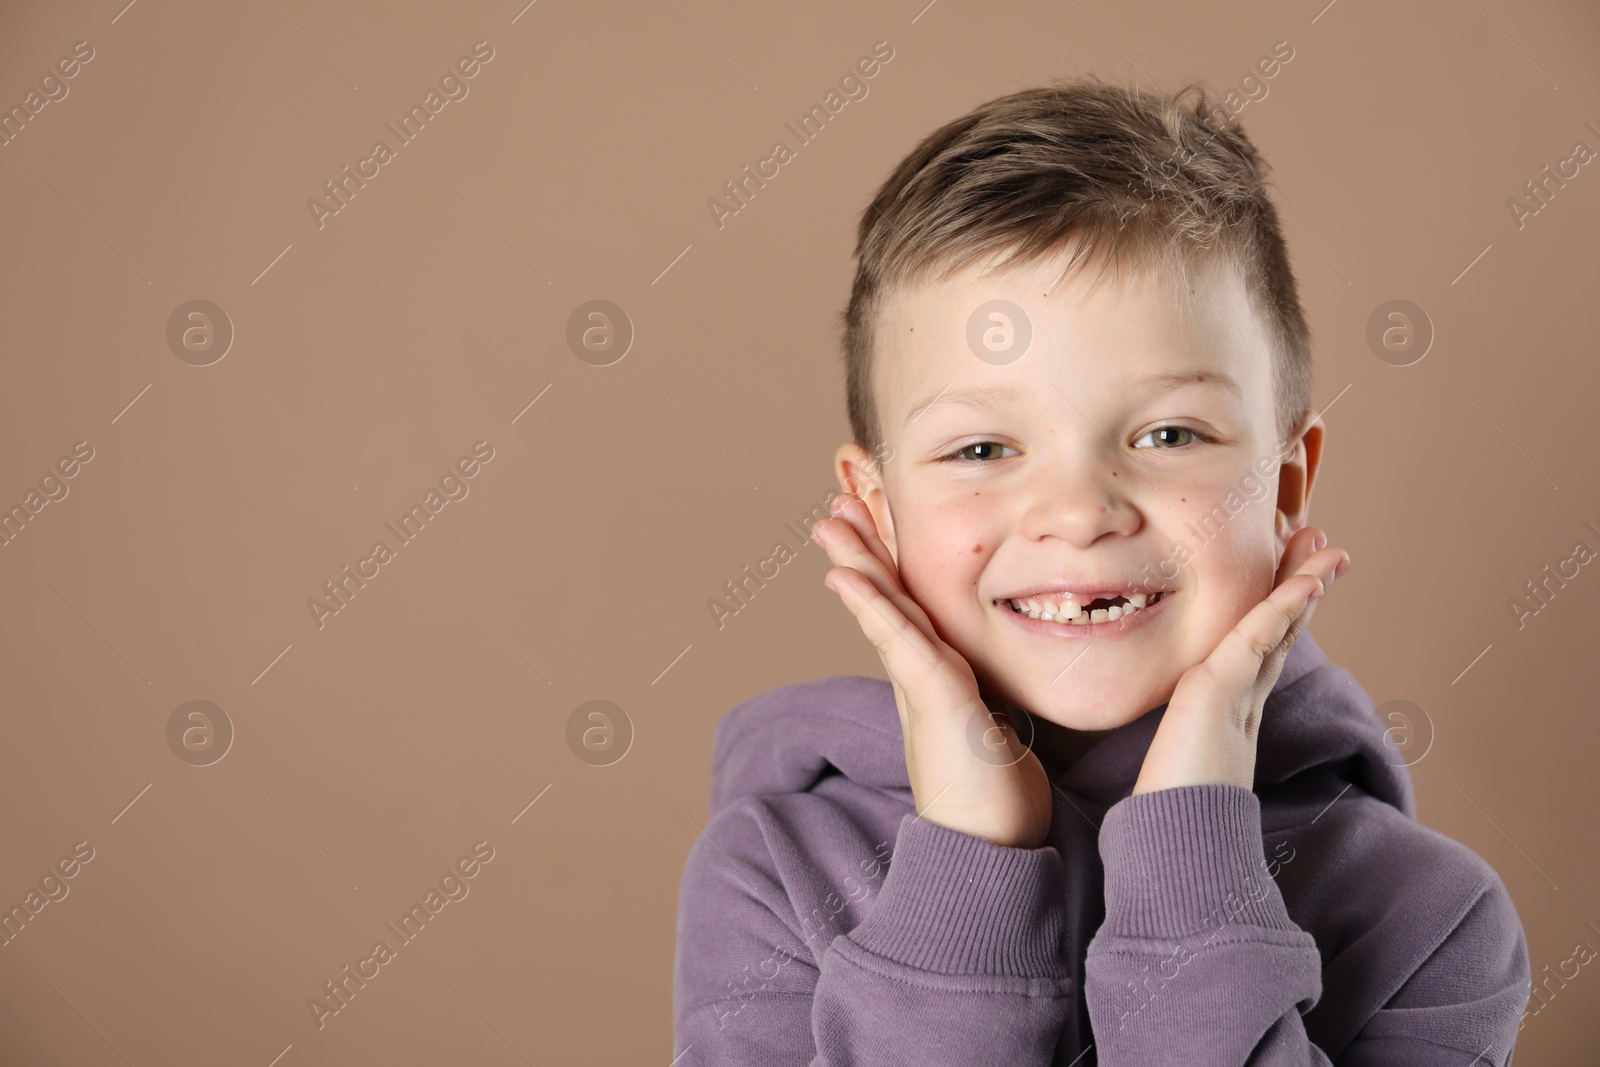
[709,631,1416,827]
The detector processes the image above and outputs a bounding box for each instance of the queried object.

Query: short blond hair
[839,74,1313,453]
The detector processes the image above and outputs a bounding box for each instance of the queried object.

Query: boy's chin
[999,675,1175,734]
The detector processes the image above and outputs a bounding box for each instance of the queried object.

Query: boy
[673,76,1529,1064]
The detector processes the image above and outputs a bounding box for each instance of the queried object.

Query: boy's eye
[1133,425,1211,450]
[941,427,1212,463]
[941,441,1017,463]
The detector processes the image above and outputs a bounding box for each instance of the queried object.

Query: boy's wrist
[844,812,1071,979]
[1097,783,1304,942]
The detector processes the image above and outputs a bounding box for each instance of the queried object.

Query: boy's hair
[840,74,1313,457]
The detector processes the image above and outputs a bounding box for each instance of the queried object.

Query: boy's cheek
[895,552,978,626]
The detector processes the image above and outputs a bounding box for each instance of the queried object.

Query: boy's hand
[1131,526,1351,796]
[815,494,1054,849]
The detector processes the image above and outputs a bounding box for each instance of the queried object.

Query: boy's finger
[816,510,918,614]
[1243,546,1344,697]
[824,550,943,659]
[825,567,954,702]
[1276,528,1348,593]
[1199,572,1324,717]
[824,494,897,577]
[1273,526,1324,588]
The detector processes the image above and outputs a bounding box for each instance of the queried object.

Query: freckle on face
[972,543,982,553]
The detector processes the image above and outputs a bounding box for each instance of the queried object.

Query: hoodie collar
[709,632,1415,824]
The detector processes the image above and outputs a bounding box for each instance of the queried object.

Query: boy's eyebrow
[1119,368,1243,398]
[903,383,1028,427]
[902,370,1240,427]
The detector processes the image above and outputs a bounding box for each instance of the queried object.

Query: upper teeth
[1005,591,1158,625]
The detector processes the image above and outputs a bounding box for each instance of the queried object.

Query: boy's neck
[984,694,1117,777]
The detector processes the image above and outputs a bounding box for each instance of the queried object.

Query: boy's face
[834,246,1323,738]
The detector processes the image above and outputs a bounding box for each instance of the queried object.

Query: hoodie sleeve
[674,807,1080,1065]
[1083,783,1530,1066]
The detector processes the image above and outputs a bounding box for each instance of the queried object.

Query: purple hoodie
[672,632,1531,1064]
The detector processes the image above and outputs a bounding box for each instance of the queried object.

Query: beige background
[0,0,1596,1062]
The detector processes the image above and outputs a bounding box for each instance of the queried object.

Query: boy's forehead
[875,251,1275,422]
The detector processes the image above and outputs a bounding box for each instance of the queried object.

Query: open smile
[996,590,1172,638]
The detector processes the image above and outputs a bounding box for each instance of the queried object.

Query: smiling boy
[840,242,1310,759]
[673,76,1530,1064]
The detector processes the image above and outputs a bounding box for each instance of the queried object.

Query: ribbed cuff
[845,813,1070,978]
[1098,784,1298,940]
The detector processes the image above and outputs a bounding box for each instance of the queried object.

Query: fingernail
[1310,577,1326,601]
[829,495,849,516]
[823,576,840,594]
[1333,554,1350,580]
[1313,529,1327,552]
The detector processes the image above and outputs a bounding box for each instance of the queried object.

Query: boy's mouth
[999,590,1168,626]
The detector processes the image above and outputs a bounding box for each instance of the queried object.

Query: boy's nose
[1015,463,1142,545]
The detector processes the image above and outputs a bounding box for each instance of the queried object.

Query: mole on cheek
[972,543,983,554]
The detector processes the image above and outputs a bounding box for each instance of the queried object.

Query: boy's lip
[992,581,1172,603]
[1000,586,1173,636]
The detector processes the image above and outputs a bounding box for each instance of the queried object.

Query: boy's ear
[1274,411,1325,554]
[833,441,898,563]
